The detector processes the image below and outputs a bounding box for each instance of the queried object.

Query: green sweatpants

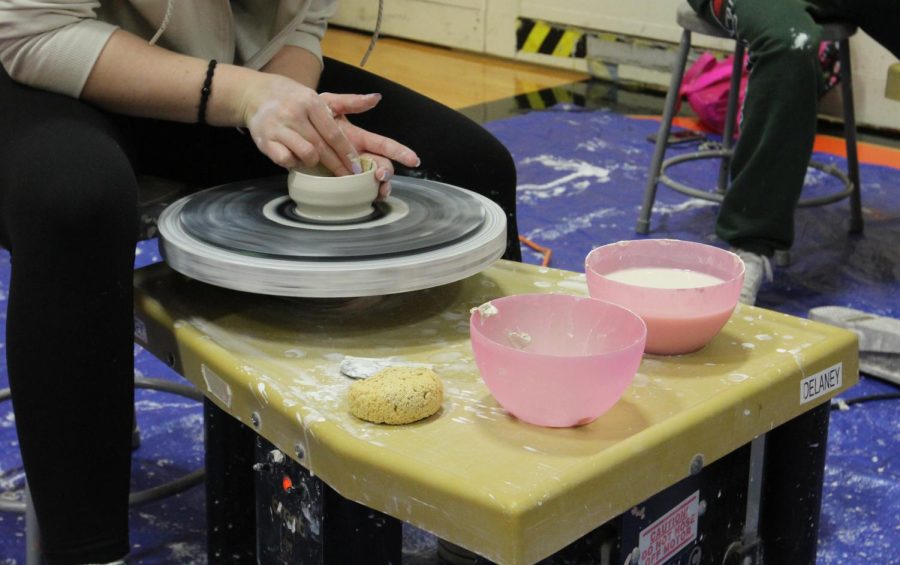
[688,0,900,255]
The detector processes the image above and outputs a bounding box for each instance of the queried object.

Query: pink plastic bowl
[469,293,647,428]
[585,239,745,355]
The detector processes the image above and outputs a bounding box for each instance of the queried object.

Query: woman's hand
[242,75,419,196]
[242,74,363,174]
[321,92,420,199]
[76,30,419,190]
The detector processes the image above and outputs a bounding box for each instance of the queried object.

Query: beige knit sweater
[0,0,336,98]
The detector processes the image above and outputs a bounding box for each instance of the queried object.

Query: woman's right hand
[242,73,378,176]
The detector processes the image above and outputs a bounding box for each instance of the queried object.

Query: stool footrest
[659,150,855,208]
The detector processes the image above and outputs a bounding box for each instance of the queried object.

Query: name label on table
[800,362,843,405]
[202,364,233,408]
[639,491,699,565]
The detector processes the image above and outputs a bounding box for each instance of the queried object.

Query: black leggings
[0,58,519,564]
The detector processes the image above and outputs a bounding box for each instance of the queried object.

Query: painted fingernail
[368,93,383,100]
[414,157,422,168]
[377,169,392,182]
[349,154,363,174]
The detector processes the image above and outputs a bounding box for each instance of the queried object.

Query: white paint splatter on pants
[791,28,810,50]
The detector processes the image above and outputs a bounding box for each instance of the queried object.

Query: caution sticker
[638,491,700,565]
[516,18,587,58]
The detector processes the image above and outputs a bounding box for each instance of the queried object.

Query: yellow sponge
[349,366,443,424]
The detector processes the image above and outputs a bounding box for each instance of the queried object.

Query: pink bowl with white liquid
[585,239,745,355]
[469,293,646,428]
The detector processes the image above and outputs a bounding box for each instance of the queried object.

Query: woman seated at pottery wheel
[0,1,521,563]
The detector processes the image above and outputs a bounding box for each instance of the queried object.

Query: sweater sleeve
[279,0,335,65]
[241,0,337,71]
[0,0,119,98]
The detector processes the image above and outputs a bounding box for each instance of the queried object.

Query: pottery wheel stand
[156,175,506,562]
[158,175,507,297]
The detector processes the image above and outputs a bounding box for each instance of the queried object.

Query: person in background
[0,1,520,563]
[687,0,900,304]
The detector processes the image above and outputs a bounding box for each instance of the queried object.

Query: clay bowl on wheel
[288,157,378,222]
[585,239,745,356]
[469,293,647,428]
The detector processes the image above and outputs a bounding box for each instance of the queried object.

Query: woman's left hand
[319,92,420,199]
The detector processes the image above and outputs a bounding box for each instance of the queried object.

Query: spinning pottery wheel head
[157,176,507,297]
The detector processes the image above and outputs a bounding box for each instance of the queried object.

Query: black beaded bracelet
[197,59,217,125]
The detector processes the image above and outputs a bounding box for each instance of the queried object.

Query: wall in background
[334,0,900,131]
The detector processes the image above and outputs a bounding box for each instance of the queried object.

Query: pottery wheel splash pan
[158,176,507,297]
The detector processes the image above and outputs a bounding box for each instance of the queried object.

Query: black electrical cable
[831,391,900,409]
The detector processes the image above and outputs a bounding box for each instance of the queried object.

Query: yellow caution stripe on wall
[517,18,587,58]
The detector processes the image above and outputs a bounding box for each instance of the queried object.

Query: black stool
[636,2,864,263]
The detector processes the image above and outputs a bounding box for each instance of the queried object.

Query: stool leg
[637,29,692,234]
[718,41,745,193]
[25,484,43,565]
[838,39,863,234]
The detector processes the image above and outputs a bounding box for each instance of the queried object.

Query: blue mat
[1,105,898,563]
[491,106,899,320]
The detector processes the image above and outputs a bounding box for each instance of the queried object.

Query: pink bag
[679,45,839,135]
[679,52,748,135]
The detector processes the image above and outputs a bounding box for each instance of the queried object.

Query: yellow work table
[134,260,858,564]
